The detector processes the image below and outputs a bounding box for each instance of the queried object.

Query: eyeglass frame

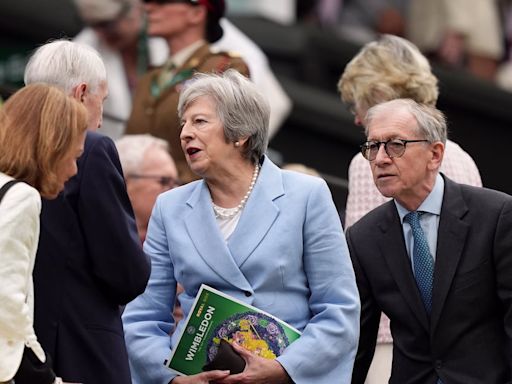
[127,174,182,189]
[360,139,430,161]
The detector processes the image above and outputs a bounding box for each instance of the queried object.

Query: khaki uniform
[126,43,249,183]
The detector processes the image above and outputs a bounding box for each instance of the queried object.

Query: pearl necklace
[212,164,260,219]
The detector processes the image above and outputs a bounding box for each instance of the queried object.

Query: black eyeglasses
[128,174,182,189]
[360,139,429,161]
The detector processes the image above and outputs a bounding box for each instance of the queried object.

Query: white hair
[115,134,170,175]
[24,39,107,94]
[178,69,270,163]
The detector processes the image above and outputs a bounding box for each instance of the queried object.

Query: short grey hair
[24,39,107,95]
[115,134,170,175]
[365,99,447,144]
[177,69,270,164]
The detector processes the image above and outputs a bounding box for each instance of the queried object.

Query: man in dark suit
[346,98,512,384]
[24,39,151,384]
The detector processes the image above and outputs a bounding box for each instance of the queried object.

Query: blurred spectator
[298,0,407,45]
[115,134,180,243]
[407,0,503,81]
[73,0,168,139]
[0,84,87,384]
[125,0,250,184]
[338,34,482,384]
[496,0,512,90]
[226,0,297,24]
[215,19,292,139]
[74,0,290,141]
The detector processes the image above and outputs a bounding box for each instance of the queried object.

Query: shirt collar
[169,39,206,69]
[395,173,445,221]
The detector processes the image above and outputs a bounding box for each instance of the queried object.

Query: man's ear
[73,83,88,103]
[428,141,445,170]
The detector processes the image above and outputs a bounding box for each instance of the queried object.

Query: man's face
[83,81,108,131]
[127,148,179,243]
[367,108,435,209]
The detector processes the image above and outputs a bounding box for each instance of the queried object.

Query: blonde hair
[0,84,88,198]
[338,35,439,112]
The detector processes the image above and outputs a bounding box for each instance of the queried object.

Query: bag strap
[0,180,21,204]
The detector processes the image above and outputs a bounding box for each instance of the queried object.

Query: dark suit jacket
[346,176,512,384]
[33,131,151,384]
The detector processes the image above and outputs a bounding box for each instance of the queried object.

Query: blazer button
[243,291,252,297]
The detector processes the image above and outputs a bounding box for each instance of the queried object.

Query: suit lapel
[228,158,283,267]
[430,178,469,334]
[184,181,252,292]
[379,203,430,332]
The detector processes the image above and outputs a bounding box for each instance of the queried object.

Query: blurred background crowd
[1,0,512,213]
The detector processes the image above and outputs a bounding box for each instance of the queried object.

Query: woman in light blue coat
[122,69,360,384]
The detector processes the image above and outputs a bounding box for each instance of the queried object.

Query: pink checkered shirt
[345,139,482,343]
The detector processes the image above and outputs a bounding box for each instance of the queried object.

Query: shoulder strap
[0,180,21,204]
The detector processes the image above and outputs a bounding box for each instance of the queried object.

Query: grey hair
[365,99,447,144]
[24,39,107,95]
[115,134,170,175]
[177,69,270,164]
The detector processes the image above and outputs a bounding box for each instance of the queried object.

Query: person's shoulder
[202,48,249,75]
[78,132,122,177]
[85,131,116,150]
[0,177,40,213]
[159,180,201,204]
[443,176,512,218]
[349,200,395,233]
[452,178,511,202]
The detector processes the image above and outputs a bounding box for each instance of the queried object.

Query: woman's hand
[171,370,230,384]
[216,342,292,384]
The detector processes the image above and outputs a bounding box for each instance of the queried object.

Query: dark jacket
[34,131,150,384]
[347,176,512,384]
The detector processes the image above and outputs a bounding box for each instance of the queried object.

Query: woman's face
[180,96,239,178]
[49,132,86,198]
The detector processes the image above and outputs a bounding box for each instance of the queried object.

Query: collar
[395,173,444,221]
[168,39,206,69]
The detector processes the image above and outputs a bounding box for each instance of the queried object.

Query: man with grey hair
[346,98,512,384]
[25,39,150,384]
[115,134,180,243]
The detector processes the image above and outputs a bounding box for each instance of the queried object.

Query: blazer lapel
[430,178,469,334]
[228,158,283,267]
[184,181,252,292]
[379,203,430,332]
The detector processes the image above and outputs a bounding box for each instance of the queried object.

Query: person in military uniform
[126,0,249,183]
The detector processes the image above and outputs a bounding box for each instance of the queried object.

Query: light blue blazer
[122,157,360,384]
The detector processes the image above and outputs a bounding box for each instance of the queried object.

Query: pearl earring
[234,141,241,147]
